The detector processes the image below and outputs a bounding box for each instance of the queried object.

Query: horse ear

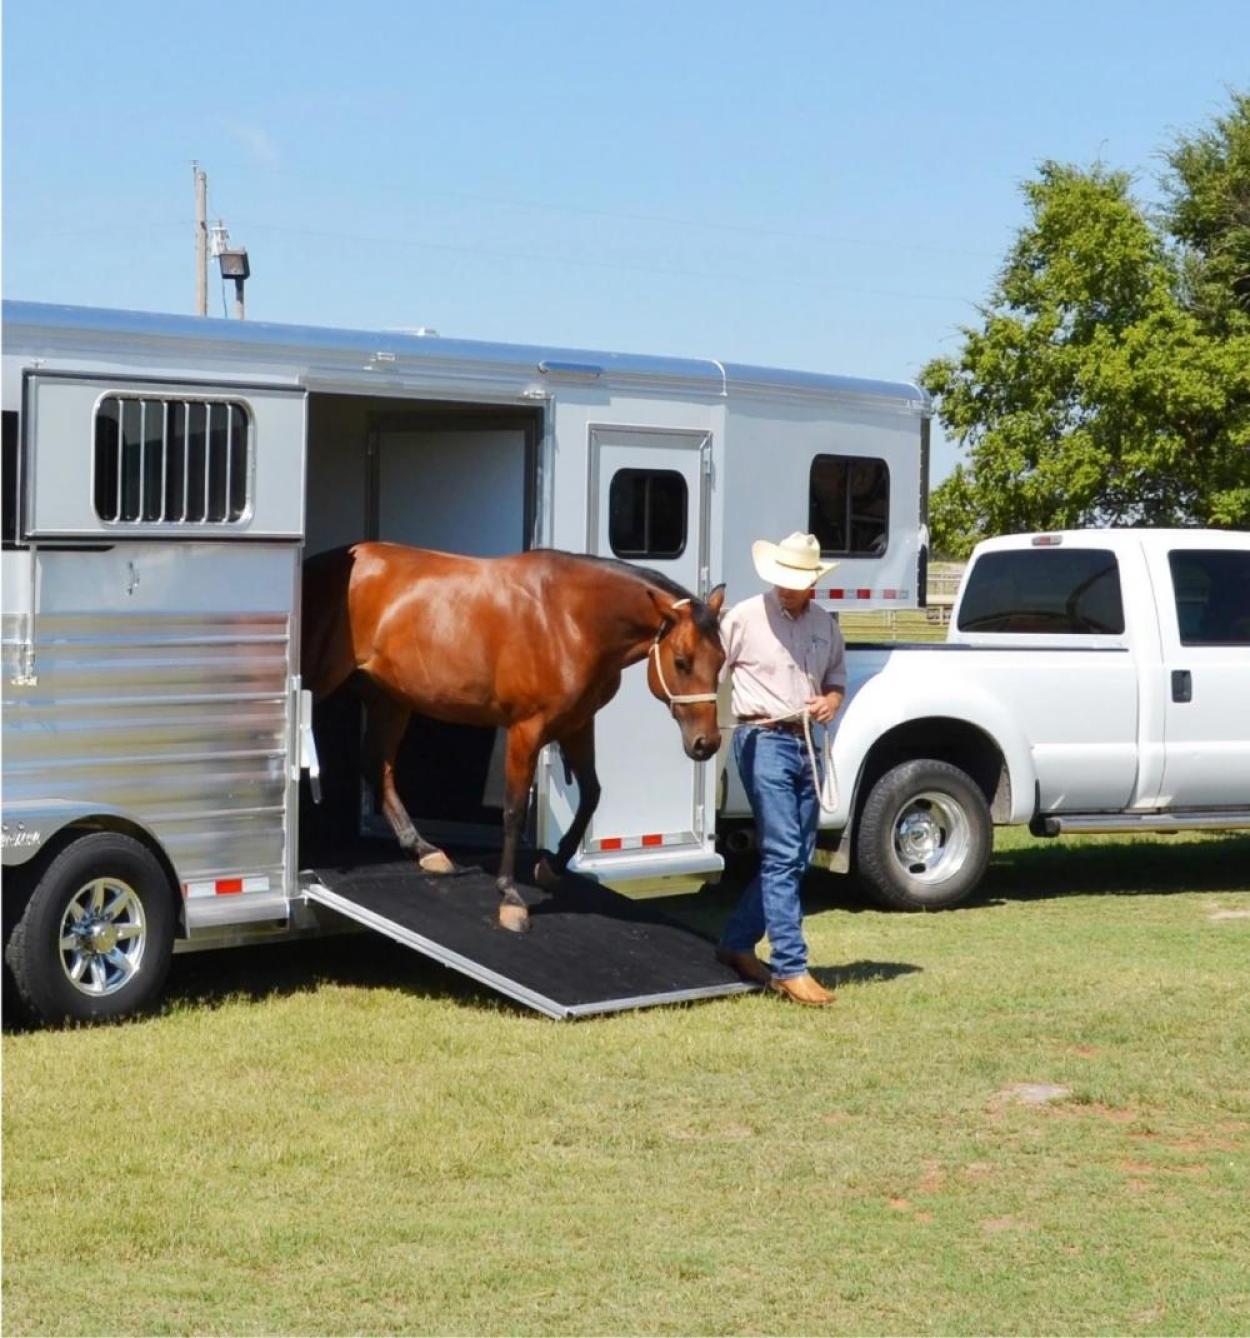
[705,584,726,617]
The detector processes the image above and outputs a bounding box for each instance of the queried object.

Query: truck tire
[856,759,991,911]
[4,832,176,1025]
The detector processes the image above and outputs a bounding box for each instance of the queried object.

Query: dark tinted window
[810,455,889,556]
[1169,549,1250,646]
[2,410,18,545]
[608,469,687,559]
[958,548,1125,634]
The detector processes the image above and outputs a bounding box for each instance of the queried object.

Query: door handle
[1171,669,1192,703]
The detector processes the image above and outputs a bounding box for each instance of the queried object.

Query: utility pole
[194,162,208,316]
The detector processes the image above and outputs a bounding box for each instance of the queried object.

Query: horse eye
[674,656,692,674]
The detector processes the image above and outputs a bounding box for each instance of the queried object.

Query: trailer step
[300,856,757,1019]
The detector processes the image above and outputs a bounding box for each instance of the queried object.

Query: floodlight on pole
[212,226,251,320]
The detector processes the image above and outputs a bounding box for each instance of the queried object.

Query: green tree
[1164,90,1250,335]
[922,93,1250,558]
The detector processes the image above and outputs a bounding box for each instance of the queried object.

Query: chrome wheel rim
[891,791,971,885]
[58,877,147,997]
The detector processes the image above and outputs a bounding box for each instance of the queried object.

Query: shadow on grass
[679,830,1250,924]
[972,831,1250,904]
[162,932,515,1015]
[811,959,922,990]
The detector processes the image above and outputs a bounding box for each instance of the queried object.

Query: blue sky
[4,0,1247,480]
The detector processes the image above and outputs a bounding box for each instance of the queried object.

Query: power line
[233,218,977,306]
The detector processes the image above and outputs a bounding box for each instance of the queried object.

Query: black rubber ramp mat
[302,857,757,1018]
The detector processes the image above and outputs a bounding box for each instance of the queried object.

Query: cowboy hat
[751,531,839,590]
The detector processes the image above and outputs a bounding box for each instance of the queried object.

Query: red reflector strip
[820,588,911,602]
[588,832,691,853]
[183,874,271,899]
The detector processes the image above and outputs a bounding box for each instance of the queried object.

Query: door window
[1169,550,1250,646]
[608,468,687,559]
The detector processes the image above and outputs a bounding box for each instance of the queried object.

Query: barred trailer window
[93,396,250,524]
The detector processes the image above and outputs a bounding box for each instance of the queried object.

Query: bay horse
[301,543,726,932]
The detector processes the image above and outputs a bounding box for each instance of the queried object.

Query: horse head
[646,584,727,762]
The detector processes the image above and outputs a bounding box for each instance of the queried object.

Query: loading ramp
[300,854,758,1019]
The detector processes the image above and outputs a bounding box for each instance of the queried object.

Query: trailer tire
[4,832,176,1025]
[856,759,991,911]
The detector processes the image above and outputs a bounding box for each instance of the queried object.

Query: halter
[649,599,720,713]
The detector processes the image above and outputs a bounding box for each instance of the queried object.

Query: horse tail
[300,546,359,700]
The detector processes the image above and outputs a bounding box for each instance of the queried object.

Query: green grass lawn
[4,828,1249,1336]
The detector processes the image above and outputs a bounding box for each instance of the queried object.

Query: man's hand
[805,691,844,725]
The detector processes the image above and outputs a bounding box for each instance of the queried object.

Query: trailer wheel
[4,832,176,1025]
[855,760,991,911]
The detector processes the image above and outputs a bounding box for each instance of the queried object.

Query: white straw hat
[751,532,839,590]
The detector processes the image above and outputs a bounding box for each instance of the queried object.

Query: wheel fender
[2,801,170,870]
[830,668,1037,827]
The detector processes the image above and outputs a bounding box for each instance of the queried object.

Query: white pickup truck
[722,529,1250,910]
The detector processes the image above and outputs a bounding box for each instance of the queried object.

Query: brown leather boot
[769,972,835,1006]
[715,947,772,986]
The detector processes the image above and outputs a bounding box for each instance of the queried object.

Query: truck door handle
[1171,669,1192,703]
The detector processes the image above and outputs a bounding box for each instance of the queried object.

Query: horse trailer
[1,300,930,1021]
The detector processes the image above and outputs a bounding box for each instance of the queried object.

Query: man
[716,532,847,1006]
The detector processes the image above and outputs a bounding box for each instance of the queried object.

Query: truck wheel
[856,760,991,911]
[4,832,176,1025]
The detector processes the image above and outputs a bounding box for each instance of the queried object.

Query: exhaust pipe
[724,828,756,854]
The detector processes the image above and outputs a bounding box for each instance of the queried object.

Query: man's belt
[736,714,806,737]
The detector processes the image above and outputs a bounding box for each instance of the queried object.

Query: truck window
[93,395,251,525]
[809,455,889,557]
[1168,550,1250,646]
[958,549,1125,634]
[608,468,687,559]
[2,410,17,545]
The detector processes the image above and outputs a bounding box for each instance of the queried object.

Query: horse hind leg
[362,687,455,875]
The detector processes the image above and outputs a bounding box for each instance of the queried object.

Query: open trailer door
[536,378,726,887]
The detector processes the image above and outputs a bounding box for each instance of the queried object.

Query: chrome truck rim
[891,791,971,884]
[59,877,147,997]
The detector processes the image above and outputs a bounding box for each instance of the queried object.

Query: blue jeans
[720,725,820,980]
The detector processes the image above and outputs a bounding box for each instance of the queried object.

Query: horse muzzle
[685,731,722,762]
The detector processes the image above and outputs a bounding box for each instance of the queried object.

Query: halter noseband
[649,598,720,713]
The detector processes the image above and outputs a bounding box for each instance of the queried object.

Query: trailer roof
[3,299,928,408]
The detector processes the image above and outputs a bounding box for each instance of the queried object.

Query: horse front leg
[362,686,454,875]
[536,720,600,887]
[497,719,545,932]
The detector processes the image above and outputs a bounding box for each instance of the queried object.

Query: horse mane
[534,549,721,637]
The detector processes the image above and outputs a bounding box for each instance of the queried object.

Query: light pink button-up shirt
[720,590,848,720]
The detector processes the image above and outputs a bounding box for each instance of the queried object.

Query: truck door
[540,417,723,883]
[1149,541,1250,808]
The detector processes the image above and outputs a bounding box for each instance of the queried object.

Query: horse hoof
[418,850,456,875]
[533,856,562,890]
[499,903,530,934]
